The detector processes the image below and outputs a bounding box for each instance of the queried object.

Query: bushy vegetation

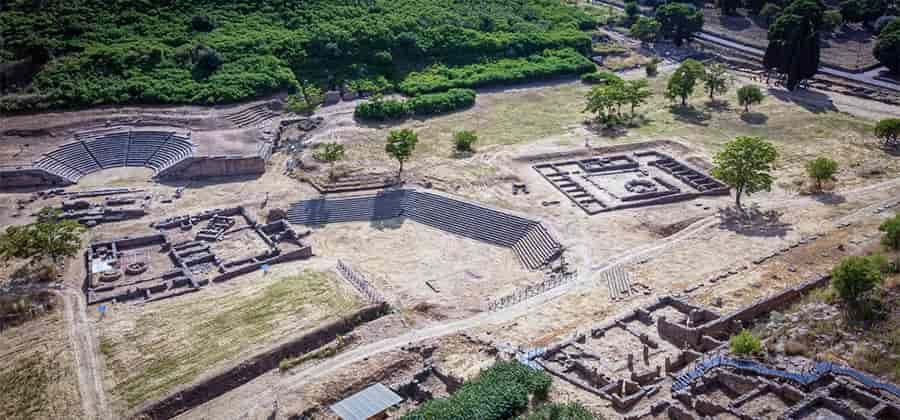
[875,118,900,151]
[580,71,623,85]
[880,214,900,250]
[398,48,595,96]
[831,255,885,319]
[0,208,85,266]
[805,156,839,192]
[0,0,596,111]
[730,329,762,355]
[408,88,476,115]
[401,361,552,420]
[454,130,479,153]
[354,88,476,121]
[354,96,410,121]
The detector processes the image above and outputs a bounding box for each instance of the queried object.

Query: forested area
[0,0,596,111]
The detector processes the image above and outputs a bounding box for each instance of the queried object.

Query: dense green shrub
[454,130,479,153]
[399,48,594,95]
[581,71,623,85]
[354,96,409,121]
[0,0,596,111]
[730,329,762,355]
[407,88,476,115]
[402,361,551,420]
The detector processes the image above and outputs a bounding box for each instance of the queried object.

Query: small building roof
[329,383,403,420]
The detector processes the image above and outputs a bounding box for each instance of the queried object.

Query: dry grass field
[95,268,361,409]
[0,306,83,420]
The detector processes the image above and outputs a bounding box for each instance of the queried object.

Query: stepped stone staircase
[287,189,562,269]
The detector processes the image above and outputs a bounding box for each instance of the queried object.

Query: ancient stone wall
[156,156,265,180]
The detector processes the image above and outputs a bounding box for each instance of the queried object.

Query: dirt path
[59,287,109,420]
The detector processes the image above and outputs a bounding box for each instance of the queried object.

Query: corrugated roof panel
[330,383,403,420]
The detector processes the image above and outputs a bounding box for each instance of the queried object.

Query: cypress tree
[763,0,824,90]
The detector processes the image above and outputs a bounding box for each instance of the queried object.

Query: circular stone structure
[125,262,149,276]
[625,179,658,194]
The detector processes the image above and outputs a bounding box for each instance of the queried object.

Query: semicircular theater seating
[32,131,194,183]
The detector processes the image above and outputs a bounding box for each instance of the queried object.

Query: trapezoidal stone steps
[286,190,562,270]
[225,104,278,128]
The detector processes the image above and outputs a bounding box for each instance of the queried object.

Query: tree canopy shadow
[717,204,792,237]
[717,12,753,31]
[811,192,846,205]
[768,88,837,114]
[705,99,732,113]
[669,105,710,126]
[740,112,768,125]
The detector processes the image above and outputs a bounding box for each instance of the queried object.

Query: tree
[874,20,900,75]
[385,129,418,178]
[805,156,838,191]
[737,85,765,112]
[622,79,652,116]
[191,15,215,32]
[880,214,900,250]
[760,3,783,25]
[631,16,661,43]
[585,80,629,124]
[702,63,731,101]
[721,0,741,15]
[656,3,704,46]
[191,44,223,78]
[711,136,778,210]
[665,59,705,106]
[645,58,660,77]
[841,0,864,23]
[822,10,844,33]
[313,142,345,179]
[453,130,478,153]
[287,82,325,114]
[874,118,900,151]
[763,0,823,90]
[730,329,762,355]
[625,1,641,23]
[831,255,882,307]
[0,208,85,265]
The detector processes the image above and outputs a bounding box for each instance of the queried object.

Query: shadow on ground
[717,204,792,237]
[740,112,768,125]
[811,192,846,205]
[768,88,837,114]
[670,105,711,126]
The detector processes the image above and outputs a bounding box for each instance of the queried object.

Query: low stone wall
[156,156,266,180]
[0,167,72,188]
[133,302,389,420]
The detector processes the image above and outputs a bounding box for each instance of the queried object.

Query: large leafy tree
[631,16,661,43]
[656,3,704,46]
[875,20,900,75]
[711,136,778,210]
[385,129,419,178]
[764,0,824,90]
[622,79,653,115]
[0,208,86,265]
[665,59,705,106]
